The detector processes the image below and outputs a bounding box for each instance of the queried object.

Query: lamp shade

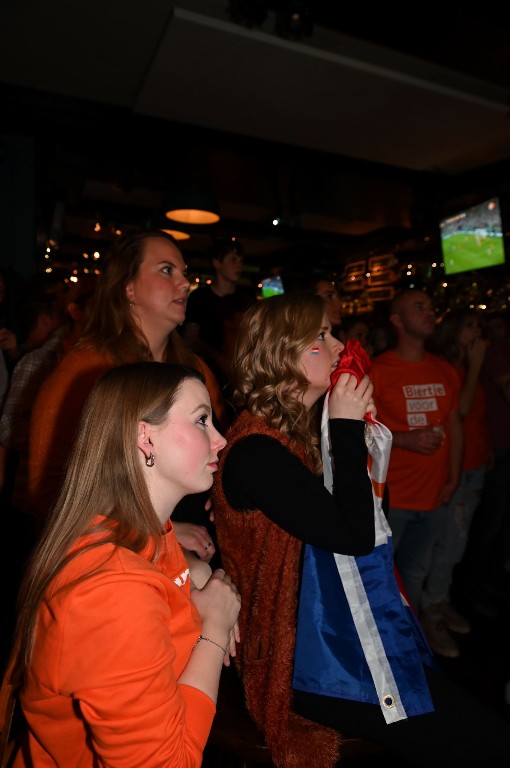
[145,213,191,241]
[164,187,220,225]
[161,228,190,241]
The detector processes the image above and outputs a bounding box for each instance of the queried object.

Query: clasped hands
[189,563,241,667]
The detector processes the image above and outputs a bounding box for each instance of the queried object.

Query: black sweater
[221,418,375,555]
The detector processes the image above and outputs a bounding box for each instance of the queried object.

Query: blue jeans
[423,465,486,608]
[388,505,448,614]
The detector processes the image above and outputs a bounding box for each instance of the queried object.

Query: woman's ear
[126,281,135,304]
[137,421,153,456]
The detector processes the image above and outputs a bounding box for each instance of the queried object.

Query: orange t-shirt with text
[370,350,460,511]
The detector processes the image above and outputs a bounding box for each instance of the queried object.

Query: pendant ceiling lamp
[161,228,190,241]
[146,211,190,241]
[164,186,220,225]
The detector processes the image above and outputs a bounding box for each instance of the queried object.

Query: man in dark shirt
[182,236,256,384]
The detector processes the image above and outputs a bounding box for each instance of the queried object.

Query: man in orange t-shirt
[370,290,462,654]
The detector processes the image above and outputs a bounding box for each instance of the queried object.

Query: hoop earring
[145,452,155,467]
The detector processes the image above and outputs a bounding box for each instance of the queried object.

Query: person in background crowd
[27,230,227,562]
[461,317,510,617]
[182,236,256,386]
[0,291,64,512]
[0,272,69,373]
[423,308,491,656]
[367,313,395,358]
[7,362,240,768]
[342,314,373,355]
[485,310,509,342]
[0,351,7,410]
[370,290,464,653]
[0,279,99,671]
[212,293,510,768]
[309,275,343,339]
[0,292,63,668]
[0,267,24,374]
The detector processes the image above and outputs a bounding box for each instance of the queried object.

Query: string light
[37,230,509,315]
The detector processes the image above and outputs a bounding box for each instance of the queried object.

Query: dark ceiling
[1,1,510,284]
[305,9,510,90]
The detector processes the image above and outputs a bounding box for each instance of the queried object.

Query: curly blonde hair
[229,293,325,472]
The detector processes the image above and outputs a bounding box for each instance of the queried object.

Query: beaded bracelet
[195,634,227,656]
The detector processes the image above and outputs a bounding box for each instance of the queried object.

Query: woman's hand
[328,373,373,421]
[191,568,241,665]
[183,550,213,589]
[185,555,240,661]
[365,396,377,420]
[173,521,215,562]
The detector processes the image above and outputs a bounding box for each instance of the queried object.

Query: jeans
[388,505,448,614]
[422,465,486,608]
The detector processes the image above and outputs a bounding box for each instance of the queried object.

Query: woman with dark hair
[212,293,510,768]
[9,362,240,767]
[28,231,227,559]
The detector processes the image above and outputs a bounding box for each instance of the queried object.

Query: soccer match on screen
[440,198,505,275]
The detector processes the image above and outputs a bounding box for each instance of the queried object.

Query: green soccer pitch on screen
[440,197,505,276]
[260,275,285,298]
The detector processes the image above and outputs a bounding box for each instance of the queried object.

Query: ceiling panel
[136,6,510,173]
[1,0,510,278]
[2,1,509,174]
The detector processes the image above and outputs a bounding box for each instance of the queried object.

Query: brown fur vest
[212,410,340,768]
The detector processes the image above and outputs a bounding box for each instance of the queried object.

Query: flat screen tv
[440,197,505,276]
[260,275,284,298]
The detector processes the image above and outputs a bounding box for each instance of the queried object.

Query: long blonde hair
[229,293,325,471]
[12,362,204,684]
